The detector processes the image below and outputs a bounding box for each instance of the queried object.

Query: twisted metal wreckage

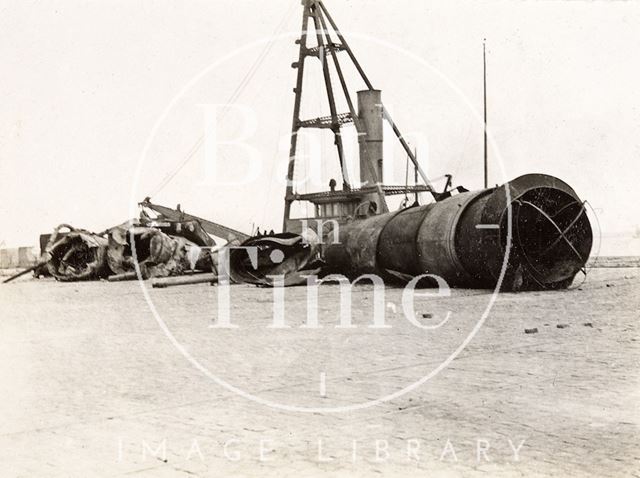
[24,201,248,284]
[30,171,592,292]
[38,220,202,282]
[227,0,592,291]
[6,0,593,290]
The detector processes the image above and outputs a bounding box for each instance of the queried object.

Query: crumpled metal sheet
[38,216,219,282]
[229,229,322,286]
[46,225,109,281]
[106,225,214,279]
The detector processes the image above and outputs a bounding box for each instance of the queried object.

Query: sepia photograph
[0,0,638,476]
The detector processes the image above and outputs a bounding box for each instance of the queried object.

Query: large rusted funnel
[357,89,383,186]
[357,90,385,213]
[324,174,592,290]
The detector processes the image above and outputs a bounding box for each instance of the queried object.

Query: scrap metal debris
[4,175,594,290]
[17,204,236,283]
[46,225,109,281]
[151,273,217,289]
[106,224,213,279]
[229,230,323,286]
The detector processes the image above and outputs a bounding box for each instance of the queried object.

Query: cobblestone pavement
[0,268,638,477]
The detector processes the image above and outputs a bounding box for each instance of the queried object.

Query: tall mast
[282,1,312,231]
[282,0,386,231]
[483,39,488,189]
[414,148,419,204]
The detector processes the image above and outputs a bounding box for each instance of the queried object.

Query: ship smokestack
[357,89,383,186]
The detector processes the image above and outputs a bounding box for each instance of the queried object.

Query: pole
[483,39,488,189]
[2,263,41,284]
[151,273,218,288]
[414,148,419,204]
[309,4,350,190]
[283,3,312,232]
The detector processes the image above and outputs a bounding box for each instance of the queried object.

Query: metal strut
[317,0,438,197]
[537,201,587,258]
[282,2,312,231]
[314,5,389,213]
[309,3,351,190]
[283,0,445,230]
[516,200,586,263]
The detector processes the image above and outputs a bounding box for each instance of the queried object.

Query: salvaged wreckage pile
[43,223,211,283]
[0,200,248,288]
[3,1,594,292]
[9,174,593,294]
[30,203,235,287]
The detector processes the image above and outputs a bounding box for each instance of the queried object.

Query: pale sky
[1,0,639,255]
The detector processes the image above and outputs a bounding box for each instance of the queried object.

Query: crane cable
[149,3,297,198]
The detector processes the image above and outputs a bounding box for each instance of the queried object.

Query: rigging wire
[401,150,410,208]
[149,2,296,198]
[260,106,286,226]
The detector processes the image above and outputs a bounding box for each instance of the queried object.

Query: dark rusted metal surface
[19,210,228,283]
[323,211,402,275]
[46,225,109,281]
[324,174,592,291]
[106,225,214,279]
[229,231,322,286]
